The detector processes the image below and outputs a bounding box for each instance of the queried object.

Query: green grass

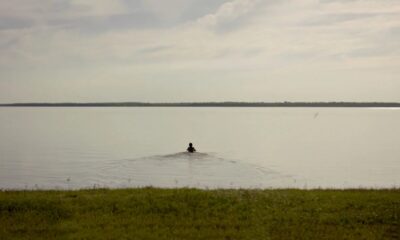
[0,188,399,239]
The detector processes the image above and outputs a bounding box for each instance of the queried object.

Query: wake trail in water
[95,152,299,189]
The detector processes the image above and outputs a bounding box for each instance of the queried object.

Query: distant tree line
[0,102,400,107]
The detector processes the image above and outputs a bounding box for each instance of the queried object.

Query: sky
[0,0,399,103]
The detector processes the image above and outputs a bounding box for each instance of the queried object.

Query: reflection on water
[0,107,399,189]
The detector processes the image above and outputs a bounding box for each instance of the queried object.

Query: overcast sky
[0,0,399,103]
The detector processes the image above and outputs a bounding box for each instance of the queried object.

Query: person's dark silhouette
[187,143,196,153]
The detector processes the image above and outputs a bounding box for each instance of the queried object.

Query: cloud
[67,0,127,17]
[2,0,400,64]
[0,0,127,19]
[196,0,262,30]
[0,0,399,102]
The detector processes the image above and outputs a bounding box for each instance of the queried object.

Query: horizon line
[1,101,400,104]
[1,101,400,108]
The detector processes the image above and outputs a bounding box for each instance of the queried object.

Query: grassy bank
[0,188,399,239]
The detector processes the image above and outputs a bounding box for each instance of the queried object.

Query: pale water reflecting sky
[0,107,399,189]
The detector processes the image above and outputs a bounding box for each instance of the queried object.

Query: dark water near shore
[0,107,399,189]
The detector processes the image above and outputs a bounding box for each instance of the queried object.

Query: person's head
[189,143,193,147]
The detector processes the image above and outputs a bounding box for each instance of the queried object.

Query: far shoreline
[1,101,400,108]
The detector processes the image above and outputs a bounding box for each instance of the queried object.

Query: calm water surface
[0,107,399,189]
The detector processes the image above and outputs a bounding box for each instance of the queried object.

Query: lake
[0,107,399,189]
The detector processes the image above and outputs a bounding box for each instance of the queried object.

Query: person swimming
[187,143,196,153]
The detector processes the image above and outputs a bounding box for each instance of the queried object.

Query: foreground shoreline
[1,188,399,239]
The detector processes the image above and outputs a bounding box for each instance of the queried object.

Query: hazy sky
[0,0,399,103]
